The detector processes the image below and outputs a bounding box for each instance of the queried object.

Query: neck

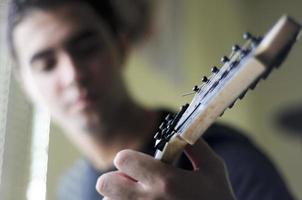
[64,100,160,171]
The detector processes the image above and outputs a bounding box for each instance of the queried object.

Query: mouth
[68,90,98,114]
[73,96,92,110]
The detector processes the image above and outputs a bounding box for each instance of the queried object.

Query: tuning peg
[159,122,166,130]
[165,114,174,121]
[249,78,260,90]
[155,139,167,151]
[239,90,248,99]
[230,60,239,70]
[262,67,274,80]
[221,56,230,63]
[181,103,189,111]
[232,44,241,52]
[219,110,225,117]
[162,128,170,136]
[255,36,263,44]
[229,100,236,109]
[243,32,253,40]
[250,82,257,90]
[202,76,209,83]
[243,32,261,45]
[154,131,162,140]
[192,85,199,92]
[211,66,219,73]
[240,49,250,56]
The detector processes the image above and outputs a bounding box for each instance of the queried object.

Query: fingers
[113,149,170,185]
[184,138,223,170]
[98,146,230,200]
[96,171,143,200]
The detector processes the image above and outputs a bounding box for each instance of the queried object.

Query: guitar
[153,15,302,164]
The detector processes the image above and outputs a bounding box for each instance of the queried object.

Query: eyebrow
[30,49,54,65]
[29,29,99,65]
[65,29,99,48]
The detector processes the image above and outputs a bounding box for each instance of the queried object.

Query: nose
[59,52,86,88]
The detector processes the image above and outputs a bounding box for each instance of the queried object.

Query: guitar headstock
[154,15,301,163]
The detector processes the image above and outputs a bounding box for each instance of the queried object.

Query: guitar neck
[154,15,301,165]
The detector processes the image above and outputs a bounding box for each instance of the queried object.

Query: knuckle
[114,149,134,167]
[126,190,141,200]
[142,173,177,200]
[216,156,227,170]
[96,175,108,194]
[212,154,226,169]
[211,156,228,177]
[157,173,175,195]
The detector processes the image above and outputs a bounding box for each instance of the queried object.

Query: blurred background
[0,0,301,199]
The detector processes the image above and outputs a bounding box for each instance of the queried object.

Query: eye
[43,57,57,72]
[34,57,57,73]
[71,37,104,58]
[68,35,104,59]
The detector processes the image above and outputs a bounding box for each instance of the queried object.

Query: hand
[96,138,235,200]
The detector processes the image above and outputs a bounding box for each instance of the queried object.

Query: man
[7,0,294,199]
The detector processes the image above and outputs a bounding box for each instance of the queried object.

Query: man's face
[13,3,127,134]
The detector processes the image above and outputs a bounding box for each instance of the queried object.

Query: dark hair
[7,0,155,59]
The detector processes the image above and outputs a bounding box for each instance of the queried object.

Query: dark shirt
[57,112,295,200]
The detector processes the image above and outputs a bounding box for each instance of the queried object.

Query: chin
[72,111,102,134]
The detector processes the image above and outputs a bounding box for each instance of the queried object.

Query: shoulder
[204,123,295,200]
[57,159,103,200]
[204,123,278,172]
[57,159,87,200]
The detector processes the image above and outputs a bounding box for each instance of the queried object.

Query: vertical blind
[0,0,10,188]
[0,1,50,199]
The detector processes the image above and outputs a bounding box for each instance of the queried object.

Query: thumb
[184,138,222,171]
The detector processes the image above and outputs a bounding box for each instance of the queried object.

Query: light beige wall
[47,0,302,199]
[125,0,302,198]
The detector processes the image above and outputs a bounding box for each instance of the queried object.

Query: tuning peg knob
[211,66,219,73]
[219,110,225,117]
[251,36,262,46]
[154,131,162,140]
[229,100,236,109]
[192,85,199,92]
[221,56,230,63]
[202,76,209,83]
[232,44,241,52]
[155,139,167,150]
[255,36,263,43]
[239,90,248,99]
[159,122,166,130]
[180,103,189,112]
[250,77,262,90]
[165,114,174,121]
[243,32,253,40]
